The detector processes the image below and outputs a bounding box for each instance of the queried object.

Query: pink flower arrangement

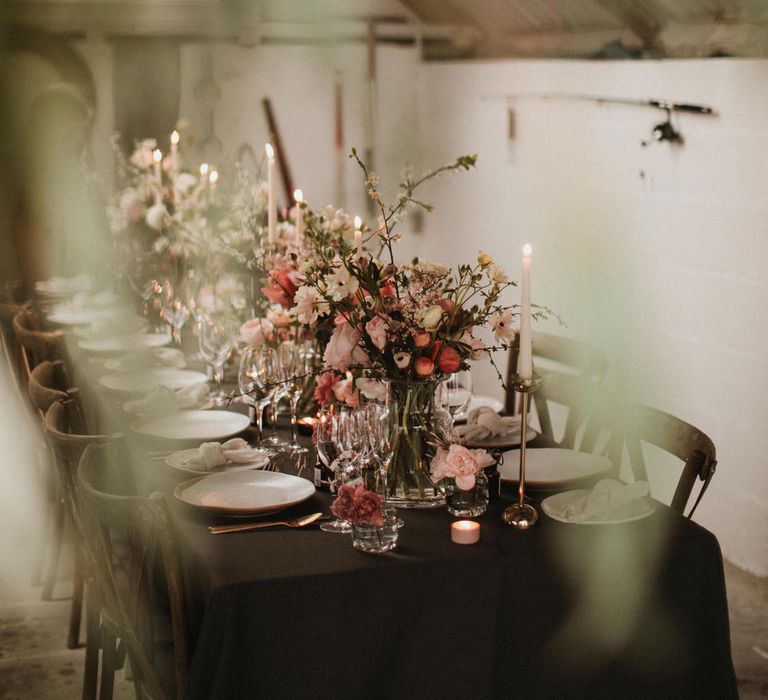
[331,483,384,527]
[429,444,495,490]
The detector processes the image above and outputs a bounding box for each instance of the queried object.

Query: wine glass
[319,407,365,534]
[261,344,292,449]
[237,346,276,455]
[365,402,398,495]
[199,316,237,406]
[439,370,473,423]
[158,278,190,345]
[280,345,313,454]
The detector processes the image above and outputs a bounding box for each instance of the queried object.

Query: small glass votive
[451,520,480,545]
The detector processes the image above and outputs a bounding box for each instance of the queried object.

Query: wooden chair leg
[98,629,117,700]
[67,560,84,649]
[41,500,65,601]
[82,587,99,700]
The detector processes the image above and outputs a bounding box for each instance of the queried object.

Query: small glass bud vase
[351,508,401,554]
[446,471,489,517]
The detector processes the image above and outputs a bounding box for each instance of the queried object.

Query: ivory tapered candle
[517,244,533,379]
[170,130,180,172]
[294,189,304,242]
[152,149,163,204]
[354,216,362,257]
[266,143,277,244]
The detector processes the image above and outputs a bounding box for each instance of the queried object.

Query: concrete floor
[0,556,765,698]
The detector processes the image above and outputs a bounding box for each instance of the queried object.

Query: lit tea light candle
[354,216,362,257]
[451,520,480,545]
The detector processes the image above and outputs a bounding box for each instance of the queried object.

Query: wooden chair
[622,403,717,518]
[77,443,189,700]
[504,331,609,414]
[12,306,64,382]
[43,399,122,657]
[527,372,624,469]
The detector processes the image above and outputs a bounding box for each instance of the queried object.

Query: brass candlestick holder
[501,373,541,529]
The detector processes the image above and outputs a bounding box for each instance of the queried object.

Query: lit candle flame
[294,188,303,202]
[209,169,219,185]
[199,163,209,177]
[354,216,362,230]
[152,148,162,163]
[170,130,179,145]
[523,243,532,257]
[265,143,275,159]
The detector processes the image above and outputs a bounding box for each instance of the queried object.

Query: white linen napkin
[71,290,119,309]
[454,406,521,442]
[110,348,185,372]
[558,479,650,522]
[134,383,209,415]
[194,439,262,470]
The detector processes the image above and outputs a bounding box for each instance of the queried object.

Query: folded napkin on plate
[559,479,650,522]
[88,313,146,338]
[193,439,262,470]
[134,383,209,415]
[71,290,119,309]
[37,274,92,295]
[110,348,185,372]
[454,406,521,442]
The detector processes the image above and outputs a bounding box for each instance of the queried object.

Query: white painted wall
[413,58,768,576]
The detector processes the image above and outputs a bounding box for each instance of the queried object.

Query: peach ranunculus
[437,345,461,374]
[413,331,431,348]
[240,318,274,348]
[323,322,369,372]
[414,357,435,377]
[429,444,495,490]
[365,315,388,351]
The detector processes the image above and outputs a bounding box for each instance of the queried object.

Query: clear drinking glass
[279,345,313,453]
[439,370,473,423]
[199,316,237,406]
[261,344,292,449]
[158,279,190,345]
[237,346,277,456]
[320,407,365,534]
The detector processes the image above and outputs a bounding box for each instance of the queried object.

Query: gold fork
[208,512,325,535]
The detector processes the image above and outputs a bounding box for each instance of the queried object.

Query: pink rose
[267,308,292,328]
[262,269,298,308]
[323,322,369,372]
[430,444,494,490]
[240,318,274,348]
[365,315,388,351]
[332,378,359,406]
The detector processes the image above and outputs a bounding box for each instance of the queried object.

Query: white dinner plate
[454,395,504,423]
[79,333,172,354]
[99,368,207,394]
[131,410,250,441]
[498,448,614,489]
[541,489,654,525]
[48,307,116,326]
[174,470,315,517]
[165,448,270,477]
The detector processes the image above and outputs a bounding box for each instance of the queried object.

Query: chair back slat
[77,444,188,700]
[12,308,64,379]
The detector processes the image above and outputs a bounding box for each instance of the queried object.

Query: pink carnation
[429,444,495,490]
[323,322,369,372]
[331,483,384,527]
[314,371,342,405]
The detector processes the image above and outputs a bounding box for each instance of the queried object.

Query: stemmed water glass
[319,406,366,534]
[237,346,277,455]
[199,316,237,406]
[439,369,473,424]
[365,402,399,497]
[158,278,190,345]
[280,345,314,453]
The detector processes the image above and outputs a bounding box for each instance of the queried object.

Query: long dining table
[54,321,737,700]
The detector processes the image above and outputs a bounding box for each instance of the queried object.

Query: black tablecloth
[176,489,737,700]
